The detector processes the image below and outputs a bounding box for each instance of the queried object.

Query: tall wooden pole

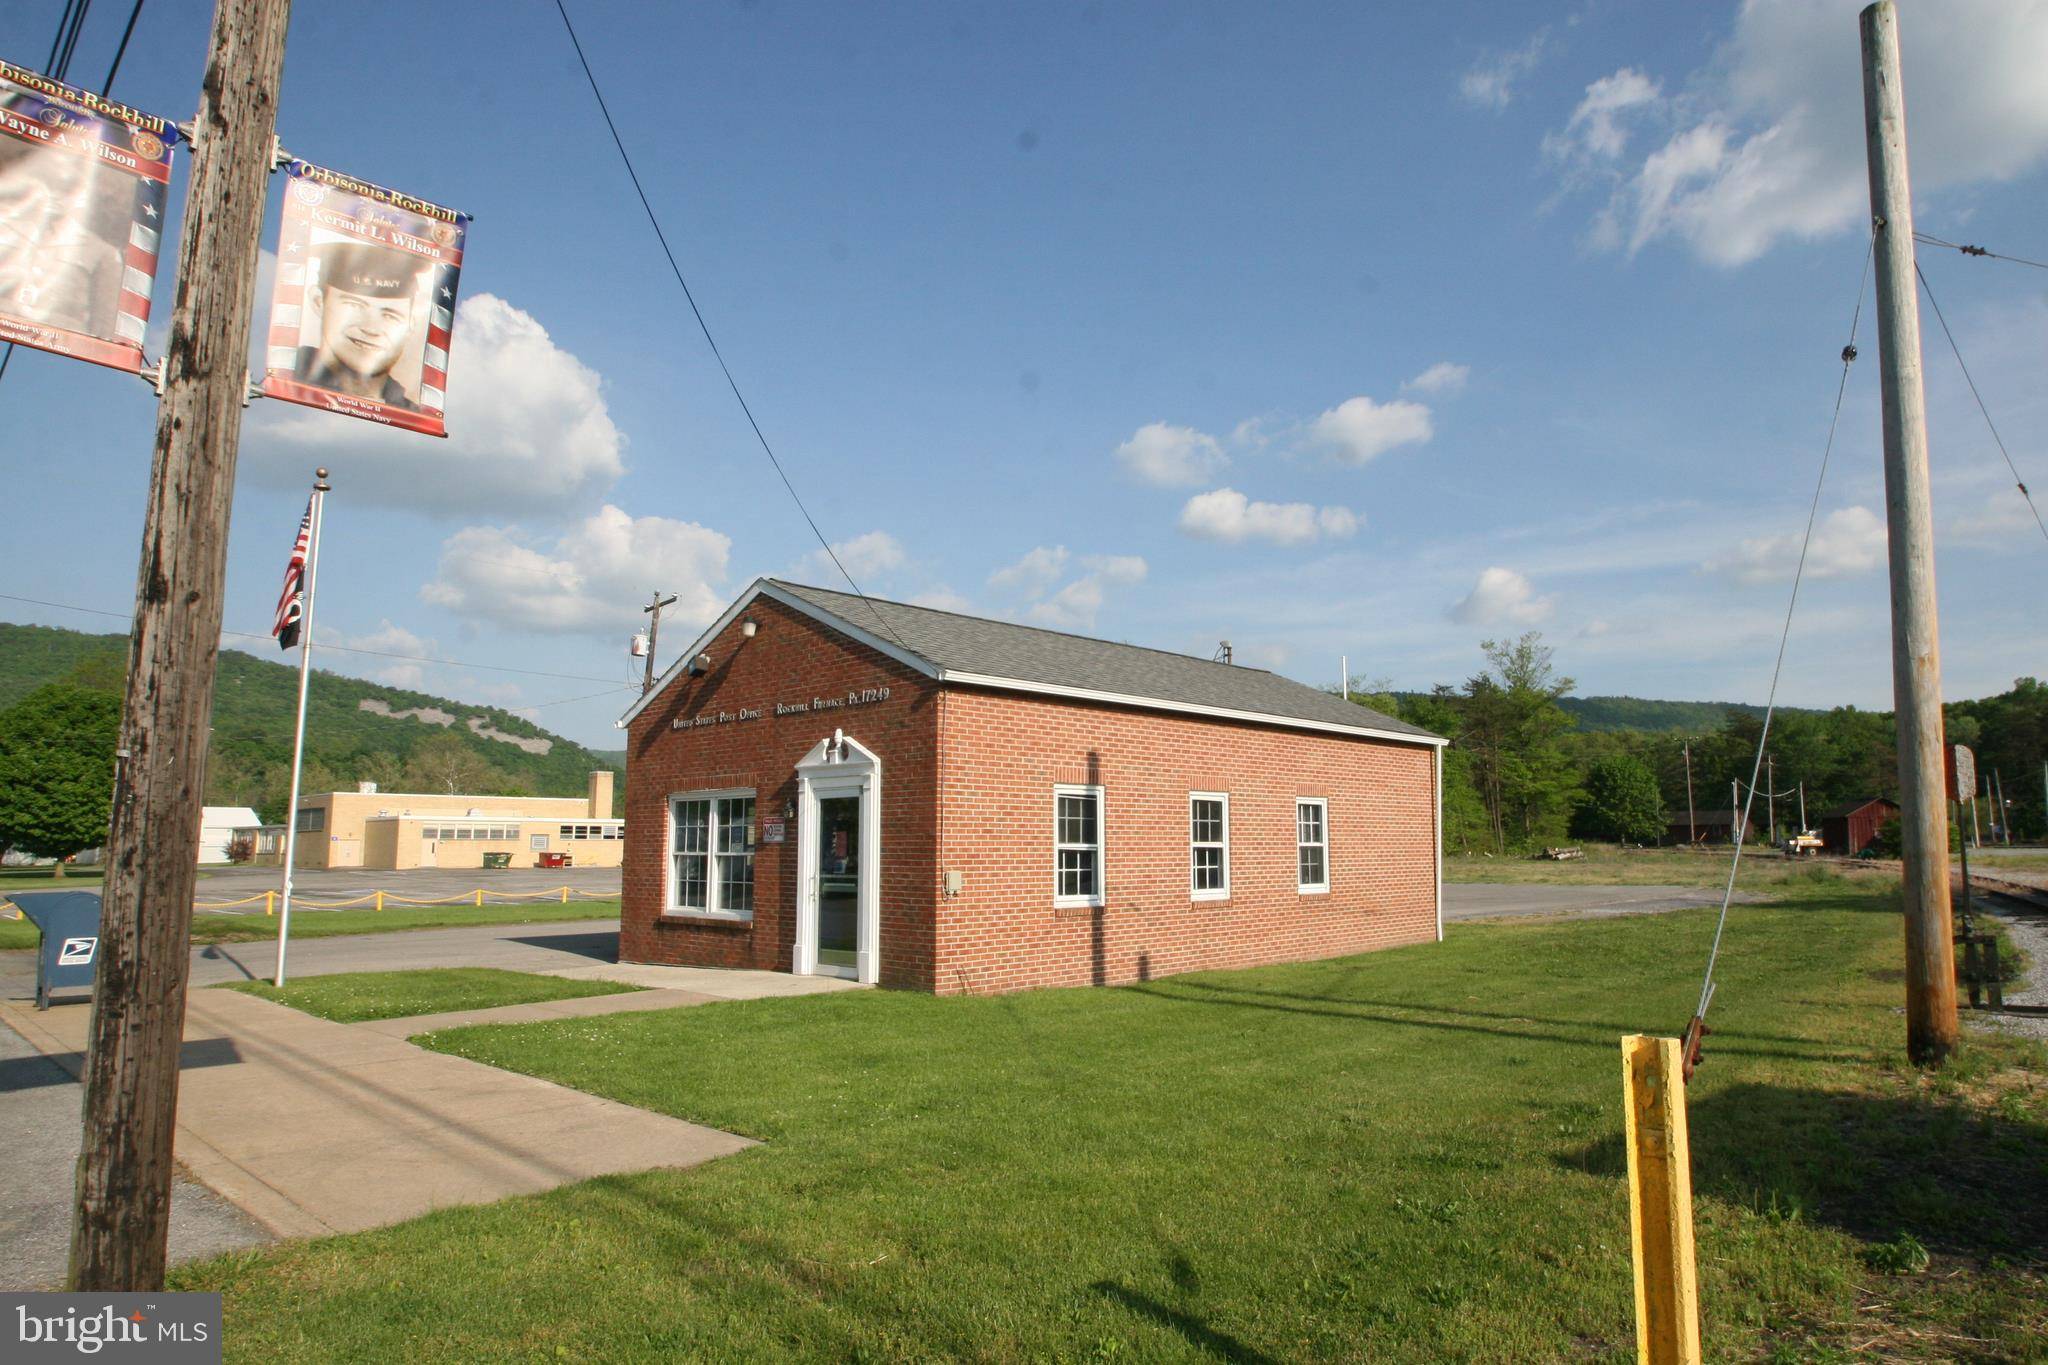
[69,0,294,1290]
[1859,1,1958,1067]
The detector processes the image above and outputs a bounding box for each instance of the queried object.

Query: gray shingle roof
[768,579,1440,743]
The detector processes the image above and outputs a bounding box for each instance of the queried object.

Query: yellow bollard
[265,890,275,918]
[475,888,484,907]
[561,886,569,904]
[1622,1035,1702,1365]
[376,889,384,912]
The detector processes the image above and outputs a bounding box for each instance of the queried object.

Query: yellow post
[1622,1035,1702,1365]
[375,889,384,912]
[265,890,275,918]
[561,886,569,904]
[475,888,484,907]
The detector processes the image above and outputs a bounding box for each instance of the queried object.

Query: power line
[1915,230,2048,272]
[1913,262,2048,550]
[548,0,911,654]
[0,591,626,685]
[1689,237,1874,1068]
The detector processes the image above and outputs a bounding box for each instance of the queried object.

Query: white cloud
[1559,1,2048,266]
[988,545,1145,630]
[1309,395,1434,465]
[1178,488,1360,547]
[795,529,906,584]
[1706,505,1887,585]
[1450,567,1554,626]
[1948,488,2046,545]
[1544,68,1661,162]
[988,545,1069,596]
[249,294,626,514]
[1460,29,1551,109]
[909,585,973,613]
[1403,362,1470,395]
[1115,422,1228,487]
[338,619,435,689]
[1082,553,1148,586]
[421,504,730,635]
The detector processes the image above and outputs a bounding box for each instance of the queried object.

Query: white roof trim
[619,580,1445,747]
[616,579,939,729]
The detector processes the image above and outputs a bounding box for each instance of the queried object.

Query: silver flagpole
[274,468,331,987]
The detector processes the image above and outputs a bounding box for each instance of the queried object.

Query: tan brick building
[618,580,1444,994]
[292,771,621,870]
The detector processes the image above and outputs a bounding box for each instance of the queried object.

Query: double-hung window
[1053,784,1104,907]
[670,791,755,917]
[1297,798,1329,893]
[1190,792,1229,900]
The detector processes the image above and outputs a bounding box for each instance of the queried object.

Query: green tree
[1458,633,1580,853]
[1578,755,1665,844]
[402,732,515,796]
[0,684,120,876]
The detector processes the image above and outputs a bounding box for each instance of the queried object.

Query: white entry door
[793,731,881,985]
[419,839,437,868]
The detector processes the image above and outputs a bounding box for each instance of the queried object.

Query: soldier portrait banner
[0,57,179,374]
[261,160,468,437]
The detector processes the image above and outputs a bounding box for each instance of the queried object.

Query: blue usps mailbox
[11,890,103,1010]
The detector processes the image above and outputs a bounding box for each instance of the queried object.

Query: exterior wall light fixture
[741,617,759,638]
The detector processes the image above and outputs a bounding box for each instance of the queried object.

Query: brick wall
[624,592,1441,995]
[931,688,1439,994]
[621,595,941,988]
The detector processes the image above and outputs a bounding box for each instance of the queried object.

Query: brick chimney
[588,769,615,819]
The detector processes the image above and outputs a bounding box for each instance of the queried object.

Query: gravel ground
[1976,899,2048,1044]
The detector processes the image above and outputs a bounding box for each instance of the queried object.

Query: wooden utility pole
[1683,743,1695,845]
[641,590,679,694]
[1859,0,1958,1066]
[70,0,294,1291]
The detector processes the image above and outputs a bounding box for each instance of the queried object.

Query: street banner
[260,160,468,437]
[0,57,179,374]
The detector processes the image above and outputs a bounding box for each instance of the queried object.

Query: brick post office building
[617,579,1446,994]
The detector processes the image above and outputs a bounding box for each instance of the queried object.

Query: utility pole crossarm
[641,590,679,694]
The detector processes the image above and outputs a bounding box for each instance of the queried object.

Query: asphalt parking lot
[190,865,621,912]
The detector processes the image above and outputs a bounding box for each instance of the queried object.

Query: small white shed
[197,806,263,864]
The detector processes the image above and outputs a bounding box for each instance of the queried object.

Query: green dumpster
[482,852,512,870]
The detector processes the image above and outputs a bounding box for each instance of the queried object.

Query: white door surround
[793,729,881,985]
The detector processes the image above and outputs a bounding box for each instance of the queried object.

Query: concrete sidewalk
[0,986,755,1244]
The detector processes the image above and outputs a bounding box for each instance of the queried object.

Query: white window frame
[666,787,756,921]
[1053,783,1106,909]
[1297,798,1330,895]
[1190,791,1230,901]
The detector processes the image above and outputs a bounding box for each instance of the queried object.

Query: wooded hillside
[0,623,624,823]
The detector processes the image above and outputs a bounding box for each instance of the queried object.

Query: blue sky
[3,0,2045,749]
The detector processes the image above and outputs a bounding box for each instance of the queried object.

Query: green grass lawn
[0,898,618,951]
[172,873,2045,1362]
[221,967,642,1023]
[1444,842,1896,892]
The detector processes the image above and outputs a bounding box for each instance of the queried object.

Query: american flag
[272,499,313,650]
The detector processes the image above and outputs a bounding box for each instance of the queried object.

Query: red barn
[1820,797,1897,856]
[616,579,1446,994]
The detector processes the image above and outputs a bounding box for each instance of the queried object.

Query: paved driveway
[1443,883,1758,922]
[0,1024,269,1289]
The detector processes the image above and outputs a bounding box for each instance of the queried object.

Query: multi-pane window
[670,793,754,916]
[716,797,756,913]
[1190,793,1229,899]
[559,823,625,840]
[424,825,517,840]
[1297,799,1329,893]
[294,807,325,833]
[1054,785,1104,906]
